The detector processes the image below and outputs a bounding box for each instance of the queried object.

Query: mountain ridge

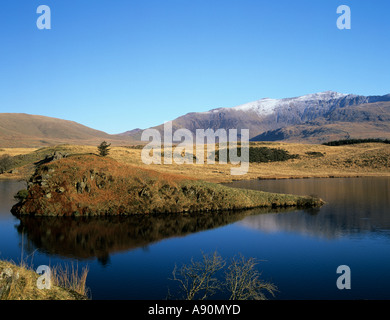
[2,91,390,147]
[126,91,390,143]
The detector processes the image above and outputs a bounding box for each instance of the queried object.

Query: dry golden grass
[0,148,39,157]
[50,263,89,298]
[107,142,390,183]
[2,142,390,183]
[0,259,89,300]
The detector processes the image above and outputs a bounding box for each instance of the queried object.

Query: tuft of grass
[50,263,90,298]
[0,259,89,300]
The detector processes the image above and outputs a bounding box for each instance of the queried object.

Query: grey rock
[56,187,65,193]
[0,267,19,299]
[76,181,86,194]
[52,151,68,160]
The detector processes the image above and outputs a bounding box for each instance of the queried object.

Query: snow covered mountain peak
[223,91,352,116]
[293,91,349,101]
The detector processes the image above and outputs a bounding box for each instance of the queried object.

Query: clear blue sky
[0,0,389,134]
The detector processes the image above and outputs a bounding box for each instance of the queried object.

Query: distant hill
[124,91,390,144]
[0,113,134,147]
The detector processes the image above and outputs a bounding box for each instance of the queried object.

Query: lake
[0,177,389,300]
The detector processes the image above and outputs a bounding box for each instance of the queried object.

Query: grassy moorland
[4,140,390,216]
[131,142,390,182]
[1,142,389,183]
[11,154,323,216]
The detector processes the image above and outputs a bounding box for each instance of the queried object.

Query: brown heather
[11,154,323,217]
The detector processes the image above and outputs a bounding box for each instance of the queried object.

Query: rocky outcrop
[11,154,324,217]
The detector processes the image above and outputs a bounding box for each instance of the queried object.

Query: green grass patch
[0,145,74,174]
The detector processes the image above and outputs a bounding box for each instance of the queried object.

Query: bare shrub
[225,254,278,300]
[169,251,277,300]
[170,251,225,300]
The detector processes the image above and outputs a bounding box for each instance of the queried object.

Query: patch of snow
[207,91,353,116]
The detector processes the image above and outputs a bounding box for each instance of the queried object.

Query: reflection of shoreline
[228,177,390,240]
[16,207,296,264]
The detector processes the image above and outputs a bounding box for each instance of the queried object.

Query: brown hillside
[0,113,134,147]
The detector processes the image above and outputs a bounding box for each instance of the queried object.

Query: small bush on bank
[14,189,29,202]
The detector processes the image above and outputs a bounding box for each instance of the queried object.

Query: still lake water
[0,177,389,300]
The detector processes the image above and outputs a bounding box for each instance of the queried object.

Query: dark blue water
[1,177,390,300]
